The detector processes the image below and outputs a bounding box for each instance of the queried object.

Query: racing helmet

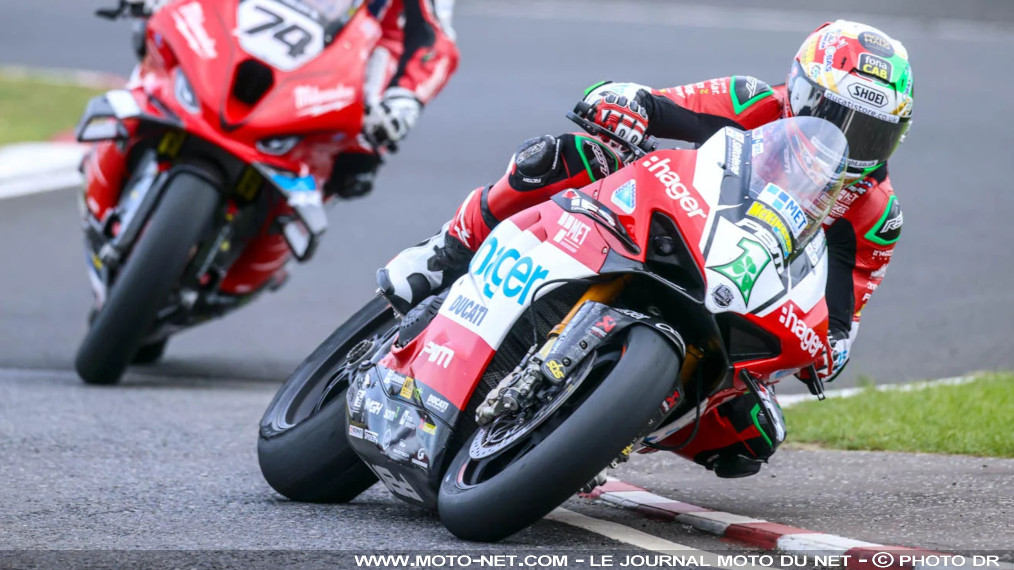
[786,20,914,182]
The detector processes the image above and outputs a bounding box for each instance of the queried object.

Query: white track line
[778,375,975,408]
[548,508,775,570]
[0,142,86,200]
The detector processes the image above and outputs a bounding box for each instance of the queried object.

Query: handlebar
[566,101,658,160]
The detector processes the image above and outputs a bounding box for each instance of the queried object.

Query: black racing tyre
[438,326,681,542]
[74,171,219,385]
[258,296,396,503]
[131,338,169,365]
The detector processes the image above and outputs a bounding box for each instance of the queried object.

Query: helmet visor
[788,61,909,171]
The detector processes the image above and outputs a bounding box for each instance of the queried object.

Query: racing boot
[377,222,474,315]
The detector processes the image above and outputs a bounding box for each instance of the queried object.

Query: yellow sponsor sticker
[400,377,415,399]
[546,359,566,380]
[747,202,793,254]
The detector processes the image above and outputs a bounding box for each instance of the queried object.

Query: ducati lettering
[425,394,450,414]
[711,238,771,305]
[553,212,592,252]
[447,294,488,326]
[421,341,455,368]
[858,53,893,82]
[641,157,707,219]
[778,304,823,357]
[471,237,550,304]
[372,464,422,501]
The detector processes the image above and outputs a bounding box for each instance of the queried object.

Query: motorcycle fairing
[346,362,453,508]
[380,201,613,412]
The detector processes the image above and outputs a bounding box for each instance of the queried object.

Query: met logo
[471,236,549,304]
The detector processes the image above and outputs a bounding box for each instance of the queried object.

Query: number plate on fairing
[237,0,327,71]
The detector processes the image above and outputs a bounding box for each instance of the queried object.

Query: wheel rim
[456,344,623,488]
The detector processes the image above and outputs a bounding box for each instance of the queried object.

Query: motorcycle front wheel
[74,170,218,385]
[438,325,682,542]
[258,296,396,503]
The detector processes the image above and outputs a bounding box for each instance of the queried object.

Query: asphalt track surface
[1,0,1012,559]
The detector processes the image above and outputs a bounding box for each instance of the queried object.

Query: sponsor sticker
[641,156,707,219]
[757,184,807,237]
[553,212,592,252]
[858,31,895,57]
[848,82,888,108]
[399,377,415,400]
[746,202,793,254]
[858,53,893,83]
[611,180,637,214]
[293,84,357,117]
[712,284,734,308]
[421,341,454,368]
[349,425,364,439]
[778,304,823,357]
[471,236,550,304]
[425,393,450,414]
[710,237,771,305]
[546,359,566,380]
[364,430,379,444]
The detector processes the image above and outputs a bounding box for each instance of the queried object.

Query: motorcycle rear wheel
[257,296,396,503]
[74,170,218,385]
[438,325,681,542]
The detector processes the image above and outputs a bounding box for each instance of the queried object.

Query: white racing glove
[583,81,651,146]
[363,87,422,147]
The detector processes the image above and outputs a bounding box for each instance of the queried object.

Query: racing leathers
[378,76,902,477]
[329,0,460,197]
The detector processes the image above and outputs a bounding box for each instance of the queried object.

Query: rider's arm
[821,169,902,379]
[375,0,460,105]
[642,77,784,143]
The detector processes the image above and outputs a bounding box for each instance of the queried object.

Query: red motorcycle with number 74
[257,111,846,542]
[73,0,386,384]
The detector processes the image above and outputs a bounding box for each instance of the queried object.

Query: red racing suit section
[369,0,459,104]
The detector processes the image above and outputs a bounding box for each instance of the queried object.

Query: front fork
[476,277,688,430]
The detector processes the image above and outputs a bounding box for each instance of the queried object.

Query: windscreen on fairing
[747,117,848,249]
[298,0,363,25]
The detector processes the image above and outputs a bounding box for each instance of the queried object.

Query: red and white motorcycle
[257,111,846,541]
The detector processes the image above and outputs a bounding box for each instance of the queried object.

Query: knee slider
[512,135,561,187]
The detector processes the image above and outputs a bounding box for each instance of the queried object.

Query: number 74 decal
[237,0,326,71]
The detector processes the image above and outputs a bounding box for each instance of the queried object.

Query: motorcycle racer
[378,20,912,477]
[127,0,459,197]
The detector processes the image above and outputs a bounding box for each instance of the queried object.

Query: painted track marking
[548,508,773,570]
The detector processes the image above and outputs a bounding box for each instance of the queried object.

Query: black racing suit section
[640,92,745,144]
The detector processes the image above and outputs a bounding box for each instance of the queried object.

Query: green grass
[784,373,1014,457]
[0,73,105,145]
